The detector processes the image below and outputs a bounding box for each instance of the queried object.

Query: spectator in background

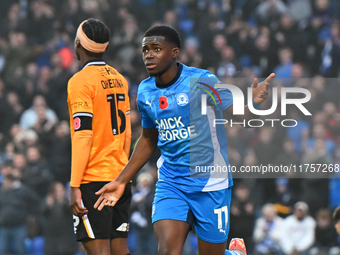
[0,3,27,38]
[305,123,336,159]
[287,0,312,25]
[12,128,39,155]
[280,202,316,255]
[0,90,23,136]
[216,46,238,78]
[21,146,54,198]
[46,121,71,185]
[19,63,39,109]
[19,95,58,130]
[3,31,33,90]
[229,182,255,252]
[179,36,202,68]
[5,91,23,118]
[311,0,332,28]
[323,102,340,141]
[130,172,157,255]
[35,66,51,97]
[202,33,227,70]
[111,15,144,73]
[255,0,287,26]
[309,209,340,255]
[274,47,294,79]
[275,13,306,62]
[300,136,330,216]
[269,178,296,218]
[42,182,77,255]
[12,153,27,177]
[286,109,310,154]
[0,160,22,182]
[27,0,54,45]
[254,127,278,165]
[253,203,283,255]
[47,52,73,119]
[274,139,301,168]
[0,173,39,255]
[249,32,276,76]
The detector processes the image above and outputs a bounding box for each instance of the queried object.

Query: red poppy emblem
[159,96,169,110]
[74,117,81,130]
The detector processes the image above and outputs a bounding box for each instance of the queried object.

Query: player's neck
[79,49,104,68]
[80,56,103,68]
[155,62,179,85]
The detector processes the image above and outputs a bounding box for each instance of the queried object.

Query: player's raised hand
[252,73,275,104]
[94,181,126,211]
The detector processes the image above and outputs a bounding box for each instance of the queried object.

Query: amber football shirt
[68,61,130,185]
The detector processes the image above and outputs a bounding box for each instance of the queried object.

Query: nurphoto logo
[200,82,312,128]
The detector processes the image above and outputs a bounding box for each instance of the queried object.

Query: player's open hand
[94,181,126,211]
[252,73,275,104]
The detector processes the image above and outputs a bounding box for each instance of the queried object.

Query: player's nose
[145,51,155,59]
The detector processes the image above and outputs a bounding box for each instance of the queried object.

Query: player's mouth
[145,62,156,69]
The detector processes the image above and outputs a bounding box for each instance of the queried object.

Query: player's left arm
[225,73,275,124]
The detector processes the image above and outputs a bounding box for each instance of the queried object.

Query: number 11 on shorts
[214,206,228,229]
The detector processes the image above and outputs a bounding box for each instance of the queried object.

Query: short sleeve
[136,95,155,129]
[67,77,93,117]
[197,72,233,111]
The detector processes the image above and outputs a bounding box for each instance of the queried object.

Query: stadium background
[0,0,340,254]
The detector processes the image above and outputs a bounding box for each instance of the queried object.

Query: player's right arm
[67,75,94,217]
[94,126,158,211]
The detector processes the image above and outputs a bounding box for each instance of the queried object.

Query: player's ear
[172,48,180,59]
[74,38,81,48]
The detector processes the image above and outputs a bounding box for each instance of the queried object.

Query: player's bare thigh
[197,238,227,255]
[153,219,191,255]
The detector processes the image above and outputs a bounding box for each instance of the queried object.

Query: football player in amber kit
[68,18,131,255]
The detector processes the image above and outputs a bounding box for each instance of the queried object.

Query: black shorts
[73,182,131,241]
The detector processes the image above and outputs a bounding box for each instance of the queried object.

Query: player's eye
[155,47,161,51]
[142,48,148,53]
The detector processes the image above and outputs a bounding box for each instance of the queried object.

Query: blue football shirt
[137,63,234,191]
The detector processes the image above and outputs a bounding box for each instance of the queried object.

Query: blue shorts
[152,181,231,243]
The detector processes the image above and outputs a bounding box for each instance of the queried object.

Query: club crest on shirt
[74,117,81,130]
[176,93,189,106]
[159,96,169,110]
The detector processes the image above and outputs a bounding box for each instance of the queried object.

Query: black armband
[73,112,93,131]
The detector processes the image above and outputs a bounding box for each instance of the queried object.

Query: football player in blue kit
[94,25,275,255]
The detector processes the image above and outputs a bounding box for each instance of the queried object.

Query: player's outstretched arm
[94,126,158,211]
[226,73,275,124]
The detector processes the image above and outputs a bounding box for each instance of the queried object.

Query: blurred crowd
[0,0,340,254]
